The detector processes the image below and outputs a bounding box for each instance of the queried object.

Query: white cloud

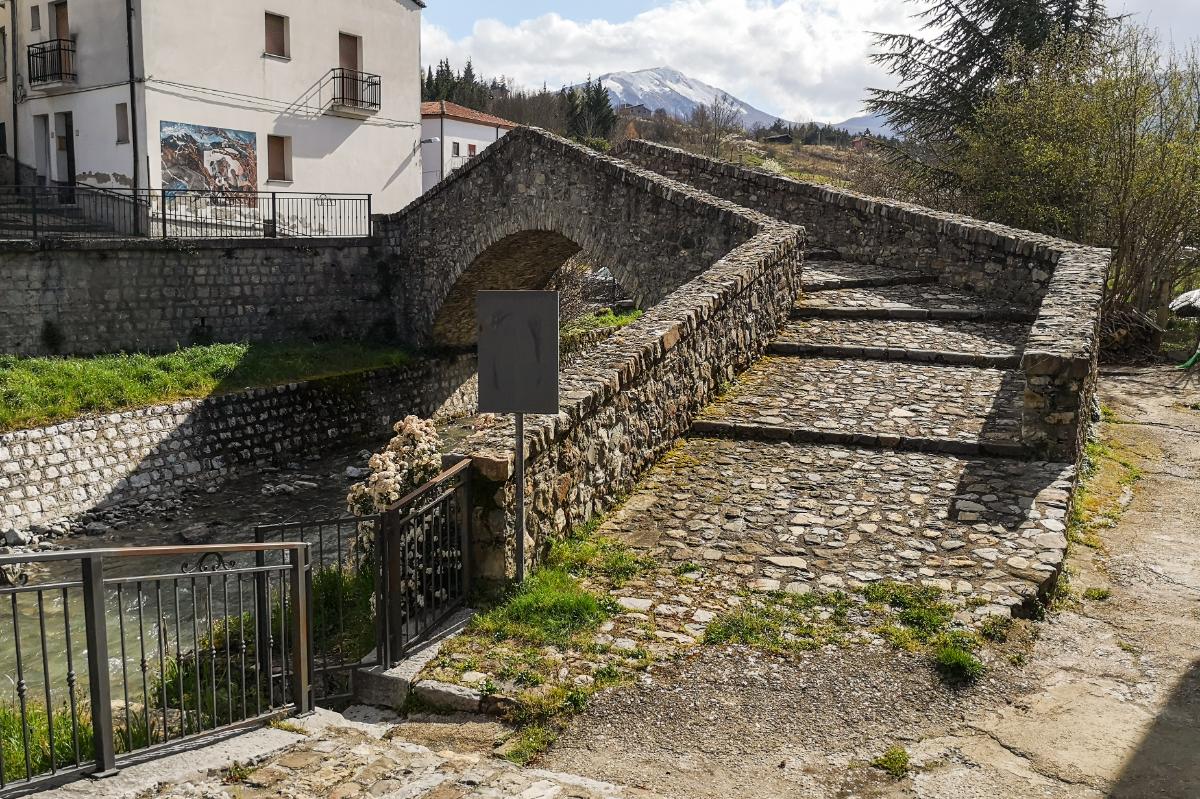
[421,0,923,123]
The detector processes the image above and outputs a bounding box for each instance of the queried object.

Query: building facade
[0,0,425,213]
[420,101,515,193]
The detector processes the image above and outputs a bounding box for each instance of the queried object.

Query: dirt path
[544,367,1200,798]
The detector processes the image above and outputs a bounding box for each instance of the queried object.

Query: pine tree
[866,0,1112,188]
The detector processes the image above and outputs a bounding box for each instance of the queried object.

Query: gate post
[81,555,117,777]
[288,544,312,714]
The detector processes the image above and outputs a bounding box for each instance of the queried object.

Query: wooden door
[54,2,69,38]
[339,34,360,104]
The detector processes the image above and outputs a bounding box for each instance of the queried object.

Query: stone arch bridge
[376,128,1109,587]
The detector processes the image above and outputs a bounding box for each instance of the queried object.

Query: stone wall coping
[618,138,1112,372]
[383,127,778,240]
[0,236,373,255]
[447,220,804,478]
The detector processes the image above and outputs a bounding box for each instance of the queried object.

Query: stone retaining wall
[0,236,392,357]
[617,140,1111,463]
[0,357,476,539]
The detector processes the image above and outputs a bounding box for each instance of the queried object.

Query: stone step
[602,435,1074,618]
[770,317,1030,368]
[794,283,1034,323]
[803,260,935,292]
[696,355,1025,457]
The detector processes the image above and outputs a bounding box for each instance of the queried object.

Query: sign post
[476,291,560,583]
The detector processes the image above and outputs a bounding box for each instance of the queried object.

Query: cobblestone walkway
[603,258,1072,619]
[696,356,1024,454]
[137,710,660,799]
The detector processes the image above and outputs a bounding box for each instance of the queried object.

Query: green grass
[562,309,643,338]
[872,745,911,779]
[0,342,412,432]
[703,591,852,654]
[470,569,614,646]
[1083,587,1112,602]
[545,532,655,589]
[933,642,985,684]
[500,723,559,766]
[979,615,1013,643]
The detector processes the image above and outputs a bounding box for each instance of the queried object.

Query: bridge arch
[377,128,761,349]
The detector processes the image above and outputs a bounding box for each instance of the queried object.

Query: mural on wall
[160,121,257,193]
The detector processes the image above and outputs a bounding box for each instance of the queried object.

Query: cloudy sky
[421,0,1198,124]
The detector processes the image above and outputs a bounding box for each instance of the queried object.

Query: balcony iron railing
[28,39,76,85]
[330,68,381,112]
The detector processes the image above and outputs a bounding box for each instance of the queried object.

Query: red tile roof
[421,101,518,130]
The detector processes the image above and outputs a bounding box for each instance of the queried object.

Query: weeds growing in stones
[1083,587,1112,601]
[872,745,911,779]
[471,569,614,646]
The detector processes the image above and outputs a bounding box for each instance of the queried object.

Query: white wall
[420,117,508,193]
[6,0,144,187]
[140,0,424,212]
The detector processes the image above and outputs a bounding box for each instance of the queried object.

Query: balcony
[28,39,77,86]
[328,68,381,114]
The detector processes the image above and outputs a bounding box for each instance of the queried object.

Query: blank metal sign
[476,291,561,415]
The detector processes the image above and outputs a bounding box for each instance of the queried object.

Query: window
[468,144,477,157]
[451,141,460,157]
[264,12,289,58]
[30,6,41,32]
[0,29,7,81]
[115,103,129,144]
[267,135,291,182]
[0,123,7,156]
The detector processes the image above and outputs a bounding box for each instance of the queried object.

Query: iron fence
[330,68,382,112]
[0,543,311,795]
[27,40,76,85]
[377,460,473,667]
[253,516,378,706]
[0,185,148,239]
[0,185,372,240]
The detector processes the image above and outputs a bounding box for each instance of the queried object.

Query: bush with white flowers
[346,415,443,517]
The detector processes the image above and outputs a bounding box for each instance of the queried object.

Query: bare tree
[691,94,743,159]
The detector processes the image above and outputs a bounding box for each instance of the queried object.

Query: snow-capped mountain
[595,67,793,131]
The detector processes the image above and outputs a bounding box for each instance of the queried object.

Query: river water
[1,415,489,704]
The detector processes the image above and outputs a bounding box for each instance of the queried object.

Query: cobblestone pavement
[796,282,1029,319]
[802,260,932,291]
[698,356,1023,450]
[600,437,1072,617]
[773,318,1029,360]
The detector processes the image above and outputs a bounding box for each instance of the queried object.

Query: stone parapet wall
[0,357,475,538]
[616,139,1111,463]
[0,236,393,357]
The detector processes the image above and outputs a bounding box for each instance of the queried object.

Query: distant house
[763,133,793,145]
[421,101,517,192]
[618,103,652,119]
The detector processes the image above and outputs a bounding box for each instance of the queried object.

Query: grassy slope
[0,342,412,433]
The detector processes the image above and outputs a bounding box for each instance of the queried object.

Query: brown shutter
[268,136,286,181]
[265,14,287,57]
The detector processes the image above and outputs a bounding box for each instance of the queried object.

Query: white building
[421,101,516,193]
[0,0,425,214]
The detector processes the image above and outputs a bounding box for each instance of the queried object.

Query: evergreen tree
[866,0,1112,188]
[564,77,617,141]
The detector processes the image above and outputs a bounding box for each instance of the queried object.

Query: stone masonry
[1,356,475,540]
[0,237,393,357]
[434,133,1106,593]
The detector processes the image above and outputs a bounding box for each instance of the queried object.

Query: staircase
[0,188,136,239]
[603,250,1077,619]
